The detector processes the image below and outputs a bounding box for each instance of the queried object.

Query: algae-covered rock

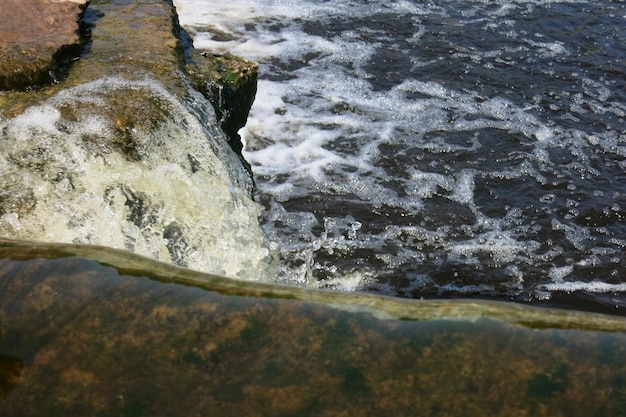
[186,51,258,160]
[1,239,626,417]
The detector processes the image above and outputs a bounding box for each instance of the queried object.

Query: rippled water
[175,0,626,312]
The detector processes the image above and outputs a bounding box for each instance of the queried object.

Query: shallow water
[175,0,626,313]
[2,239,626,416]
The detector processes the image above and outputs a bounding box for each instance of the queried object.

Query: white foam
[539,282,626,294]
[548,265,574,282]
[449,230,530,266]
[1,77,276,281]
[523,39,569,57]
[174,0,626,296]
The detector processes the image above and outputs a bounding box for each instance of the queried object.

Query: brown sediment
[0,353,24,404]
[0,0,188,116]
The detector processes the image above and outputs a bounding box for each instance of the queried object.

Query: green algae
[186,51,258,88]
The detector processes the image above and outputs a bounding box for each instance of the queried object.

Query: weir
[2,238,626,416]
[1,1,626,415]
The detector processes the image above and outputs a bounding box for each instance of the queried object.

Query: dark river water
[176,0,626,314]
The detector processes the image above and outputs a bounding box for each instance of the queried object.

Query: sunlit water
[0,76,274,281]
[175,0,626,311]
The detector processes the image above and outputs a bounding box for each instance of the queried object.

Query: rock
[186,50,258,162]
[2,239,626,416]
[0,0,89,90]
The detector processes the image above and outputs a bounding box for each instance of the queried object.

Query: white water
[176,0,626,306]
[0,77,276,280]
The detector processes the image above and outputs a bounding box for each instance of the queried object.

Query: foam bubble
[548,265,574,282]
[175,0,626,302]
[1,77,276,281]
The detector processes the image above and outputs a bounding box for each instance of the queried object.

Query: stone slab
[0,0,88,90]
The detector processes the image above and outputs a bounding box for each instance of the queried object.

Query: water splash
[1,77,276,280]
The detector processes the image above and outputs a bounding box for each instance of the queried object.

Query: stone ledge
[0,0,272,279]
[0,0,89,90]
[186,50,258,162]
[0,0,258,164]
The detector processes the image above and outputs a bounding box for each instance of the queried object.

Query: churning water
[0,77,275,281]
[175,0,626,312]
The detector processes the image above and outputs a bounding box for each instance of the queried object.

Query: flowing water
[0,1,276,281]
[0,77,276,280]
[174,0,626,312]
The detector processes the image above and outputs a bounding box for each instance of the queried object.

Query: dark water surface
[179,0,626,313]
[2,240,626,416]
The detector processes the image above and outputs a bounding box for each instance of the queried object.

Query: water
[0,77,274,280]
[3,241,626,416]
[174,0,626,311]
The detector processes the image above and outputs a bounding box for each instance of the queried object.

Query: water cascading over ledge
[0,0,276,280]
[2,2,626,415]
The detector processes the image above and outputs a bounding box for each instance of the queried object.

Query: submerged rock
[0,0,276,280]
[1,239,626,417]
[0,0,89,90]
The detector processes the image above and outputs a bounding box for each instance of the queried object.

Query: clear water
[175,0,626,311]
[3,249,626,416]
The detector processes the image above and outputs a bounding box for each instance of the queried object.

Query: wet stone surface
[1,240,626,416]
[0,0,89,90]
[186,51,259,159]
[0,0,270,279]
